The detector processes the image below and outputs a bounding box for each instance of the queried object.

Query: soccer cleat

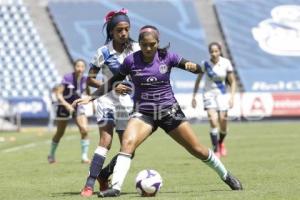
[98,188,120,198]
[47,155,56,164]
[219,142,227,156]
[80,186,93,197]
[223,173,243,190]
[81,159,91,164]
[97,176,109,192]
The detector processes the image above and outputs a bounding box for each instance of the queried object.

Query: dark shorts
[130,104,186,133]
[56,105,85,119]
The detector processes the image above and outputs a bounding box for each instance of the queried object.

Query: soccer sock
[111,152,132,191]
[203,149,228,180]
[219,132,227,144]
[99,151,135,180]
[98,154,118,180]
[85,146,108,188]
[49,141,58,157]
[210,128,219,152]
[80,139,90,161]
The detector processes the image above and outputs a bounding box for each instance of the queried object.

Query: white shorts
[203,92,229,111]
[95,93,133,132]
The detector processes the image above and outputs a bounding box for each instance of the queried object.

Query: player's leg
[81,123,114,197]
[207,109,220,157]
[99,116,154,197]
[75,113,90,163]
[204,93,220,156]
[48,105,69,164]
[98,104,135,191]
[81,100,115,197]
[48,119,68,163]
[218,111,228,156]
[97,130,122,192]
[168,121,242,190]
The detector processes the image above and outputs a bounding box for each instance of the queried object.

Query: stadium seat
[0,1,60,100]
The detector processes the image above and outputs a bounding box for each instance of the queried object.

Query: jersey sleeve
[200,60,207,72]
[90,48,105,68]
[168,52,182,67]
[226,59,234,72]
[119,56,131,76]
[61,74,70,85]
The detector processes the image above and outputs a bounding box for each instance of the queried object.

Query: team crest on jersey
[159,64,168,74]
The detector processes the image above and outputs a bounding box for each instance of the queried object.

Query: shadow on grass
[50,191,93,197]
[51,190,179,198]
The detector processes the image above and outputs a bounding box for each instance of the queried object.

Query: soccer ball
[135,169,163,197]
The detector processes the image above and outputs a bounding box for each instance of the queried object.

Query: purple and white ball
[135,169,163,197]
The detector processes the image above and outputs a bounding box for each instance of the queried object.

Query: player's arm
[87,65,102,88]
[191,70,203,108]
[192,72,203,98]
[227,72,236,108]
[55,84,74,112]
[72,73,126,106]
[177,58,203,74]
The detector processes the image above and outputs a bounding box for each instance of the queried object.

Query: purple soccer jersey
[61,72,88,103]
[119,51,182,113]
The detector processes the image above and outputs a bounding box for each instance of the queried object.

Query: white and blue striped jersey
[90,41,140,98]
[201,56,233,95]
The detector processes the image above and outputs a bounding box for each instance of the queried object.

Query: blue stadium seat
[0,1,60,98]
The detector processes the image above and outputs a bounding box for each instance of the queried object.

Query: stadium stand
[0,0,61,120]
[214,0,300,92]
[0,0,60,99]
[0,98,20,131]
[47,0,208,93]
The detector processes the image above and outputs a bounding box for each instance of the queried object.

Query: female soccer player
[80,9,140,197]
[191,42,236,158]
[74,25,243,197]
[47,59,90,164]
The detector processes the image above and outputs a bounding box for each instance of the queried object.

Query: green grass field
[1,121,299,200]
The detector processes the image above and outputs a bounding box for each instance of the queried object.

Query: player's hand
[114,83,132,95]
[185,62,197,72]
[65,104,75,113]
[191,98,197,108]
[72,96,93,107]
[228,96,234,109]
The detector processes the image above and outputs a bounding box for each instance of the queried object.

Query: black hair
[138,25,170,59]
[208,42,223,57]
[73,58,86,67]
[102,13,134,51]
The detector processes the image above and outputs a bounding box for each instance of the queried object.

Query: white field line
[1,135,77,153]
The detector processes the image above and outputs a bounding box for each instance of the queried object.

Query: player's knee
[121,137,136,153]
[78,125,88,134]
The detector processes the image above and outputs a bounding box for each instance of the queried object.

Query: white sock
[111,152,132,191]
[203,149,228,180]
[80,139,90,161]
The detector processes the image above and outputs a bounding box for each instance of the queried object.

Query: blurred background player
[191,42,236,157]
[47,59,90,164]
[80,8,140,197]
[74,25,243,197]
